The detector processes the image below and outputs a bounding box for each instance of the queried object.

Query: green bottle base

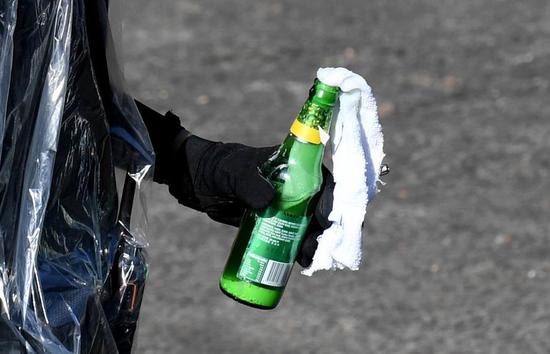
[219,274,284,310]
[219,209,286,310]
[219,282,278,310]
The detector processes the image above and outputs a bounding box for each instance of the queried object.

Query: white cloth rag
[302,67,385,276]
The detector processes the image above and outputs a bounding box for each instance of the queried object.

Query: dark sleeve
[134,100,185,184]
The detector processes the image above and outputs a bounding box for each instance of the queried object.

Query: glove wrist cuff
[171,124,192,153]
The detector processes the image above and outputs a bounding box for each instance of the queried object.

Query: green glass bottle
[219,79,339,309]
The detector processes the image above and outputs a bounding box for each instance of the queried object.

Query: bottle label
[237,209,309,288]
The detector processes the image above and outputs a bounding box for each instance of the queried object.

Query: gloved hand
[136,100,273,222]
[136,100,334,267]
[175,137,336,268]
[172,137,336,267]
[178,137,336,268]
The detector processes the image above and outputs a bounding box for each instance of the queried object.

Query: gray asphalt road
[121,1,550,353]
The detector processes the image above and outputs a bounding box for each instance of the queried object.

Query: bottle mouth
[310,79,339,107]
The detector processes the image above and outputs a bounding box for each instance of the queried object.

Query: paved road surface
[120,1,550,353]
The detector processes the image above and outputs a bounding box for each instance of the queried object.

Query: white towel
[302,67,385,276]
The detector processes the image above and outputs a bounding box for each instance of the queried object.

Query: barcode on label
[260,260,292,287]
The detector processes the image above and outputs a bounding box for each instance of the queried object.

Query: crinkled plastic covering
[0,0,154,352]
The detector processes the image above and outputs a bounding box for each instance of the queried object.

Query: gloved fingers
[314,166,334,229]
[297,218,323,267]
[202,197,247,227]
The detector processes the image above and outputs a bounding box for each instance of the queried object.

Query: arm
[135,100,275,225]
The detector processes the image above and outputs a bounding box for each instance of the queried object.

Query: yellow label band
[290,119,321,144]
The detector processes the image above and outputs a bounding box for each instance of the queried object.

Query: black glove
[137,100,276,225]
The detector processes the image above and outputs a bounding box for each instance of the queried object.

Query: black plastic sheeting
[0,0,154,352]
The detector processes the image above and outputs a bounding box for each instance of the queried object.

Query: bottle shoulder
[262,147,323,207]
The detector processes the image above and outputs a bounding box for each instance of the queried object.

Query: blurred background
[120,0,550,353]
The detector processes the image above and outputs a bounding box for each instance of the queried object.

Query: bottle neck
[289,81,338,145]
